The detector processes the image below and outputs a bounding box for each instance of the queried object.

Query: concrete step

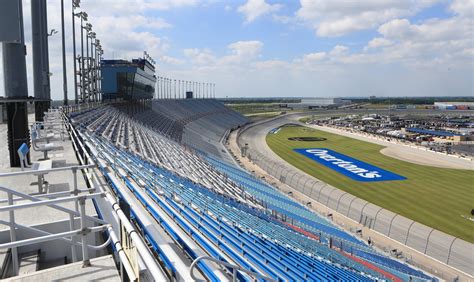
[17,250,40,276]
[1,250,41,278]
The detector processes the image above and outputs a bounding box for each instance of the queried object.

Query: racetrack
[237,109,474,275]
[303,124,473,170]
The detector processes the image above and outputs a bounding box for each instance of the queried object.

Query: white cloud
[296,0,441,37]
[237,0,282,23]
[184,48,217,65]
[366,38,394,49]
[227,41,263,58]
[159,55,185,65]
[301,52,327,62]
[329,45,349,56]
[449,0,474,17]
[183,40,264,69]
[252,59,289,69]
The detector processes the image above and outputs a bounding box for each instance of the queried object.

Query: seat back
[31,128,38,141]
[17,143,30,170]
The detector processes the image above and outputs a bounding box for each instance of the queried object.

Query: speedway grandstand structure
[0,99,443,281]
[62,99,438,281]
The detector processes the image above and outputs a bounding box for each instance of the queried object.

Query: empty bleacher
[69,102,436,281]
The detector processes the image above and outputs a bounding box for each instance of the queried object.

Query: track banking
[295,148,406,182]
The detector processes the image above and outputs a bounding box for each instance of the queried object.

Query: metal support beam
[3,0,29,167]
[61,0,68,106]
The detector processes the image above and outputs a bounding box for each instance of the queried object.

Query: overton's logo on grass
[294,148,406,182]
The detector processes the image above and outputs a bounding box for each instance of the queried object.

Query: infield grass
[266,125,474,242]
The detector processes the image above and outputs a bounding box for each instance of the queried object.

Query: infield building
[285,98,351,109]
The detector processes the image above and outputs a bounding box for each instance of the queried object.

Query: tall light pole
[157,77,160,99]
[60,0,68,105]
[95,41,100,102]
[72,1,80,105]
[92,39,100,102]
[95,46,104,102]
[161,77,164,99]
[174,79,176,99]
[80,19,90,103]
[87,30,95,102]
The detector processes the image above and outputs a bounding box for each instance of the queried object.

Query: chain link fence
[241,145,473,276]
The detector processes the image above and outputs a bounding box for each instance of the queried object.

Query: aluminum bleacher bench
[17,143,52,193]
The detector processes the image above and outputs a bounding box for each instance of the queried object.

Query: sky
[0,0,473,99]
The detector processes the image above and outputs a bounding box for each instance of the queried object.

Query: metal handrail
[68,118,166,281]
[0,185,107,226]
[190,256,277,282]
[0,192,103,212]
[0,186,108,276]
[0,164,95,177]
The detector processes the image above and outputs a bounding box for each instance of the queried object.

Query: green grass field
[266,125,474,242]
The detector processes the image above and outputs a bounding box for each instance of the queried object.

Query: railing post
[69,213,78,262]
[79,197,91,267]
[72,167,78,195]
[8,193,18,276]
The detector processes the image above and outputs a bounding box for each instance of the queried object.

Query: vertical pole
[157,77,160,99]
[31,0,45,121]
[161,77,164,99]
[8,194,18,275]
[79,197,90,266]
[70,167,78,261]
[91,41,95,102]
[174,79,176,99]
[95,44,98,102]
[41,0,51,110]
[85,32,89,102]
[80,18,85,103]
[61,0,68,106]
[72,10,78,104]
[4,0,30,167]
[69,212,77,262]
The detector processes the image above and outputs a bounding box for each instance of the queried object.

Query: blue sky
[0,0,472,99]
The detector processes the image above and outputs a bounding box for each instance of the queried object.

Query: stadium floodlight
[85,23,92,31]
[73,0,80,8]
[75,11,87,21]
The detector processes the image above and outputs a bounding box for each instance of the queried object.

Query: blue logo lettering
[294,148,406,182]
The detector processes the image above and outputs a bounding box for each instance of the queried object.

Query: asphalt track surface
[238,109,474,276]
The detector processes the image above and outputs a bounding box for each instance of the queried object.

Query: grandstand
[68,99,436,281]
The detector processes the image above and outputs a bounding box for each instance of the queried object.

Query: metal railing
[190,256,276,282]
[0,184,109,276]
[67,114,168,281]
[235,116,474,278]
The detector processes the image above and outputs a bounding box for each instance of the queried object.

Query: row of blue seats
[354,250,434,281]
[81,111,435,282]
[206,156,365,246]
[92,137,385,281]
[204,156,435,282]
[94,148,224,281]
